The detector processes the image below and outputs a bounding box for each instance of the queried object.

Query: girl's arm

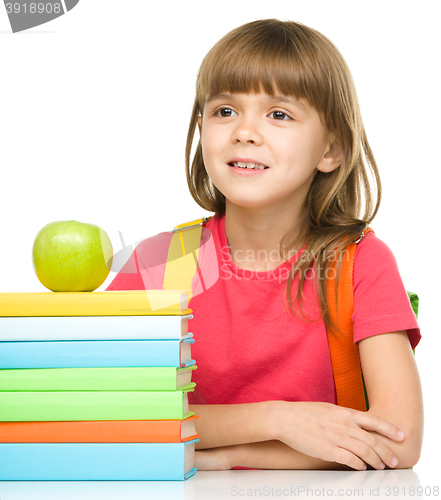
[196,441,352,471]
[191,330,423,471]
[358,330,424,468]
[192,401,405,471]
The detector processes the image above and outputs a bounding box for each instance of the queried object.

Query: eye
[269,111,292,121]
[215,107,238,118]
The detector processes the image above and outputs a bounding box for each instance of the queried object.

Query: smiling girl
[107,19,423,471]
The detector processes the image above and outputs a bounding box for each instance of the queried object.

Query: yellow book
[0,290,191,317]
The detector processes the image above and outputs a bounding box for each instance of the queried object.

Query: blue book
[0,314,193,341]
[0,338,195,369]
[0,440,198,480]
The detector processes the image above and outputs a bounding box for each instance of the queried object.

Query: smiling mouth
[228,161,269,170]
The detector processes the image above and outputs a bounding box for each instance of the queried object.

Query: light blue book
[0,338,195,369]
[0,314,193,341]
[0,440,198,480]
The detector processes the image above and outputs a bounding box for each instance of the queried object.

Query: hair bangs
[196,21,329,116]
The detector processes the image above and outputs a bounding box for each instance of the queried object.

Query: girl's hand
[272,401,405,471]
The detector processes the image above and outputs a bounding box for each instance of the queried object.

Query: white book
[0,314,193,341]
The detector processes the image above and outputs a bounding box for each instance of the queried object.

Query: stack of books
[0,290,199,480]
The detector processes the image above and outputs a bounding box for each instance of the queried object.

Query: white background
[0,0,439,493]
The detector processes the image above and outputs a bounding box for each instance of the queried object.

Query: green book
[0,389,194,422]
[0,366,197,392]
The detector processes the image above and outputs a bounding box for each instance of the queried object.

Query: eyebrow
[205,93,307,110]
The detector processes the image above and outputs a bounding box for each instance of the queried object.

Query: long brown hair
[185,19,381,334]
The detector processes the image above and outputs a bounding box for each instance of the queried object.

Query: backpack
[163,217,419,412]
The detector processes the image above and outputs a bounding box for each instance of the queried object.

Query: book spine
[0,315,193,341]
[0,291,190,316]
[0,418,200,443]
[0,339,195,369]
[0,391,193,421]
[0,366,197,391]
[0,441,198,480]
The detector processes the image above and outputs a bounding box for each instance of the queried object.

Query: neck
[223,202,303,271]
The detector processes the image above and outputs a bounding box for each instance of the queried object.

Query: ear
[317,137,343,173]
[197,116,202,135]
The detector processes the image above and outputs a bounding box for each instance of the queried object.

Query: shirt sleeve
[105,222,219,296]
[106,231,173,291]
[105,247,145,290]
[352,232,421,350]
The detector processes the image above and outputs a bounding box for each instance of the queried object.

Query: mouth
[227,161,269,170]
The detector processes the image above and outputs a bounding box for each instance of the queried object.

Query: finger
[329,446,367,471]
[355,411,405,442]
[355,428,399,469]
[340,435,387,470]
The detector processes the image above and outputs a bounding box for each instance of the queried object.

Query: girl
[107,19,423,471]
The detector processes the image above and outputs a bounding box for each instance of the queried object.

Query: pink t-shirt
[106,214,421,406]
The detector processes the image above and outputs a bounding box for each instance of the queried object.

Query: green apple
[32,220,113,292]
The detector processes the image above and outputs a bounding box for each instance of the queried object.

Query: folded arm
[190,331,423,471]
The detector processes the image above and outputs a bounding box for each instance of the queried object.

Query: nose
[231,117,263,145]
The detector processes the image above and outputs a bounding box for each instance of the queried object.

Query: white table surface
[0,468,431,500]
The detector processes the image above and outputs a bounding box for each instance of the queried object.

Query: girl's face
[198,91,341,215]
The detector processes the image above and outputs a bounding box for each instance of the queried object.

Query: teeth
[233,162,266,170]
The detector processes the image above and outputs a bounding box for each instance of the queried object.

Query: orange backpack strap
[326,227,373,411]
